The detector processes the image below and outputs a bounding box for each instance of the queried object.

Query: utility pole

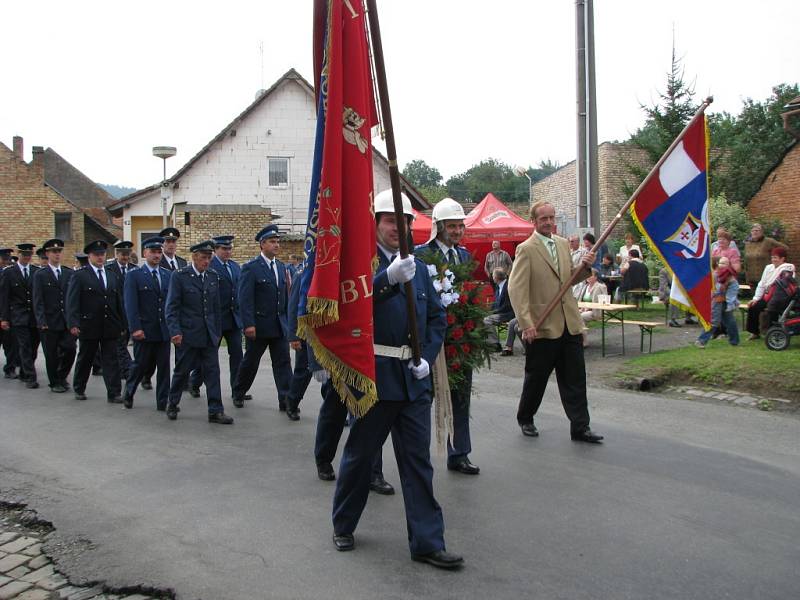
[576,0,600,236]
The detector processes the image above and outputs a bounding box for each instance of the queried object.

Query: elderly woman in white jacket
[746,246,795,340]
[572,269,608,347]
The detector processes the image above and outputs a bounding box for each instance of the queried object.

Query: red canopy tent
[411,209,432,246]
[462,193,534,280]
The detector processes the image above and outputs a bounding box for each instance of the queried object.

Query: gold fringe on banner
[297,309,378,418]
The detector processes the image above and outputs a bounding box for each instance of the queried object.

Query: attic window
[268,157,289,187]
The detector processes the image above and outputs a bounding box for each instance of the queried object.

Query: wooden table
[578,302,638,357]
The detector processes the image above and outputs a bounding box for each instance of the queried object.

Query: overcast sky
[2,0,797,190]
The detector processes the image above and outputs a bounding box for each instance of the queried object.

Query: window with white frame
[268,157,289,187]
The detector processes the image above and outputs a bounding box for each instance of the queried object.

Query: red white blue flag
[630,114,713,328]
[298,0,378,416]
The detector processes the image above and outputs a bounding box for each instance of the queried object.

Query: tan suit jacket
[508,233,590,340]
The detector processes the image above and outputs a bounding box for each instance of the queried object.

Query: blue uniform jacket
[124,265,171,342]
[373,249,446,402]
[209,255,242,331]
[165,266,222,348]
[237,255,288,339]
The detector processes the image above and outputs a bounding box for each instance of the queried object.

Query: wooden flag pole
[532,97,714,333]
[365,0,421,363]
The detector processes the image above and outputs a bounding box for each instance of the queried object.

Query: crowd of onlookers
[482,222,798,354]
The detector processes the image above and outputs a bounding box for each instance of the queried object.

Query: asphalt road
[0,352,798,600]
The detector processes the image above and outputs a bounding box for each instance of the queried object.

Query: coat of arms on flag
[665,212,708,259]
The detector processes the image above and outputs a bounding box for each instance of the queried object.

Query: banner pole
[532,97,714,331]
[365,0,421,363]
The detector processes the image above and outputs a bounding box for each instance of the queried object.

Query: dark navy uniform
[65,242,125,401]
[332,247,448,556]
[32,246,76,391]
[232,227,292,408]
[123,242,171,410]
[0,247,40,386]
[190,248,243,395]
[159,254,187,272]
[286,268,311,418]
[106,245,137,379]
[164,247,229,421]
[417,239,475,470]
[0,253,20,378]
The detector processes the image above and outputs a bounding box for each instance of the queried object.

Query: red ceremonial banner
[300,0,378,416]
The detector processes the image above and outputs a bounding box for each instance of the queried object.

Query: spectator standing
[616,232,641,270]
[569,234,586,268]
[711,230,741,273]
[695,257,739,348]
[483,241,512,281]
[744,223,788,287]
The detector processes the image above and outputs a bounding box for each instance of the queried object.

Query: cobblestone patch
[667,386,794,410]
[0,503,174,600]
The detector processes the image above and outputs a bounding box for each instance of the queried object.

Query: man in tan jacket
[508,201,604,443]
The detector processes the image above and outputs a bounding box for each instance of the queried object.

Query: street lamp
[152,146,177,228]
[513,165,533,205]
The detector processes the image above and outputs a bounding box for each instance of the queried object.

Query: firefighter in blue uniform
[32,238,76,393]
[66,240,125,402]
[141,227,187,390]
[164,240,233,424]
[285,265,311,422]
[231,225,292,411]
[331,190,463,569]
[189,235,244,400]
[0,248,21,379]
[106,240,137,379]
[416,197,480,476]
[0,243,40,388]
[122,237,172,411]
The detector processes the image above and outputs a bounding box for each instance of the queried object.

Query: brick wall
[176,204,273,264]
[532,142,650,235]
[747,143,800,262]
[0,142,87,259]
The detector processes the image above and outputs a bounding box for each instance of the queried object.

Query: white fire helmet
[428,197,466,243]
[373,188,414,218]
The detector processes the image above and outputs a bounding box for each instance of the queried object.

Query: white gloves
[313,370,330,384]
[407,358,430,380]
[386,255,416,285]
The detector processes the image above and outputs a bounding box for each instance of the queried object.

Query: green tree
[402,159,442,189]
[445,158,535,203]
[710,83,799,205]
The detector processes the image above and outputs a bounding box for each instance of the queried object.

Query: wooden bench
[623,288,652,309]
[620,320,663,353]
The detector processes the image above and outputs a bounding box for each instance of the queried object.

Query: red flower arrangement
[417,250,494,389]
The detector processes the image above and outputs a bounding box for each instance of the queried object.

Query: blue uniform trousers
[125,340,170,409]
[13,326,39,382]
[233,336,291,405]
[447,370,473,466]
[2,329,20,374]
[190,328,243,395]
[168,344,224,414]
[286,340,312,411]
[314,380,382,478]
[39,329,76,388]
[332,398,445,555]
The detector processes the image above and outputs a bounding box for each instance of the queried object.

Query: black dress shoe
[520,423,539,437]
[107,395,123,404]
[668,319,682,328]
[166,406,179,420]
[4,371,18,379]
[369,477,395,495]
[571,428,604,443]
[243,393,252,401]
[232,396,244,408]
[317,463,335,481]
[74,392,87,401]
[411,550,464,569]
[25,380,39,389]
[286,408,300,421]
[447,458,480,475]
[208,412,234,424]
[51,383,67,393]
[189,386,201,398]
[61,380,70,390]
[122,393,133,409]
[141,380,152,390]
[332,533,354,552]
[278,403,287,412]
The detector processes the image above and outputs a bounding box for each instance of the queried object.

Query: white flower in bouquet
[441,292,455,307]
[433,279,443,293]
[427,264,438,276]
[442,278,453,292]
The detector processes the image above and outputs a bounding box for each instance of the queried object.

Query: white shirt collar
[434,238,455,254]
[18,262,30,272]
[377,244,397,262]
[49,264,61,275]
[261,253,275,266]
[535,231,554,245]
[191,264,203,277]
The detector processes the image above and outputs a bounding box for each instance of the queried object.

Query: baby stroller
[765,280,800,351]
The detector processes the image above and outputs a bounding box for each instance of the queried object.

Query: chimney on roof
[255,89,266,101]
[31,146,45,179]
[12,136,23,160]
